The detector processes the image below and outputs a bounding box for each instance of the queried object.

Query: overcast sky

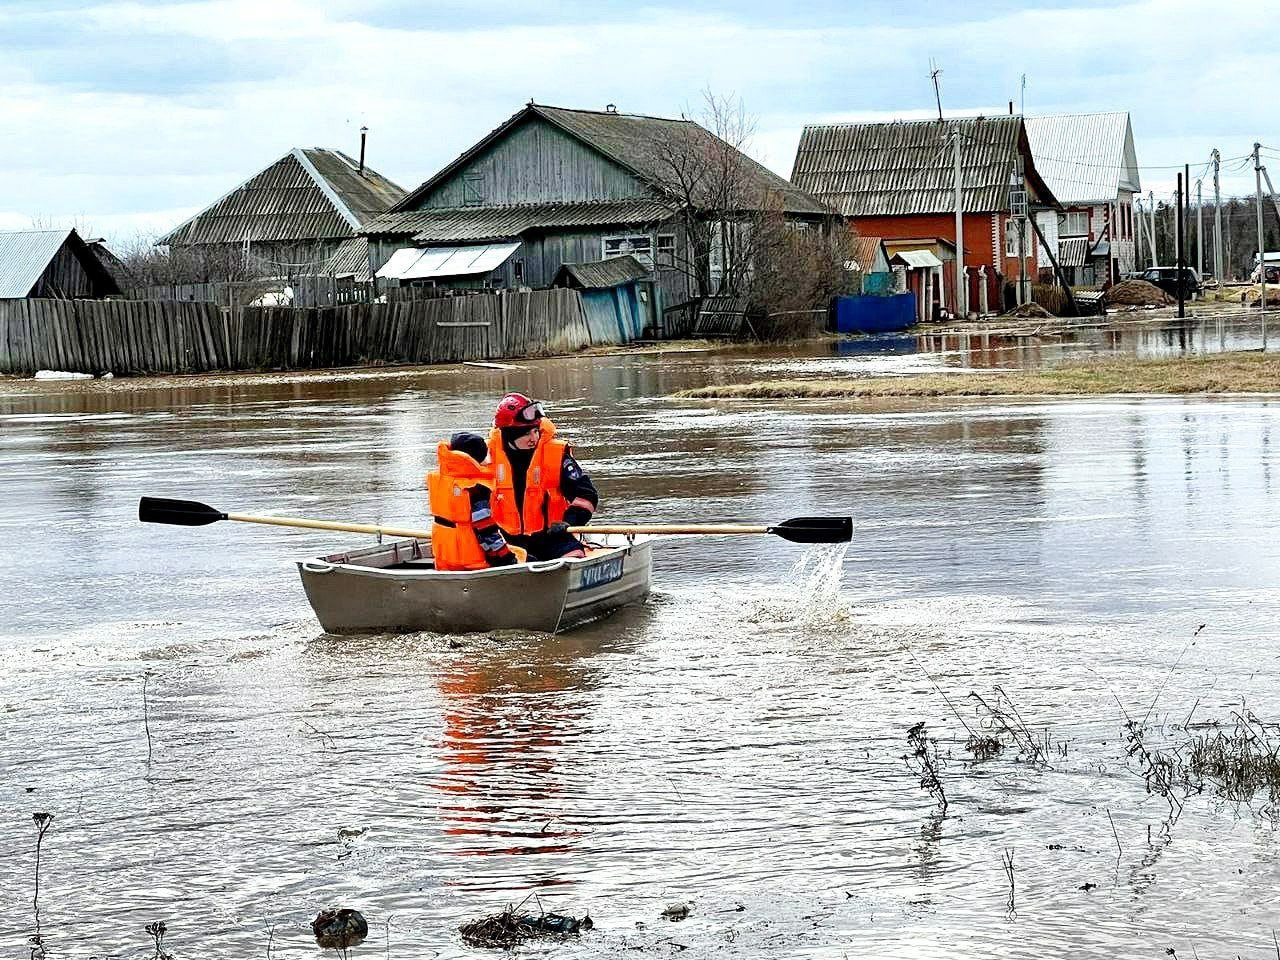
[3,0,1276,246]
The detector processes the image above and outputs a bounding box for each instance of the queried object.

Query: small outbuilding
[0,229,122,299]
[552,254,654,340]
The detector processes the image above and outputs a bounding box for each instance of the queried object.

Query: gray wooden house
[158,148,405,281]
[0,229,121,299]
[363,103,833,304]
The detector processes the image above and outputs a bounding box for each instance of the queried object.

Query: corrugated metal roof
[159,149,405,247]
[553,255,650,289]
[393,104,835,218]
[849,235,888,273]
[0,229,76,297]
[1024,113,1140,204]
[376,242,520,280]
[364,200,676,242]
[791,116,1056,217]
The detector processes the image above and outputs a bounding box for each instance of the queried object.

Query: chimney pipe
[1009,100,1014,115]
[358,126,368,175]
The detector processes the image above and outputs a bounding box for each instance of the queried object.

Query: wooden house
[363,103,834,305]
[1024,113,1141,286]
[0,229,121,299]
[157,148,405,281]
[791,116,1059,315]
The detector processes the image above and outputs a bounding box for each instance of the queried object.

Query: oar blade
[768,516,853,544]
[138,496,226,527]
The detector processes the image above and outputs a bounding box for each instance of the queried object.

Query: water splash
[744,542,855,627]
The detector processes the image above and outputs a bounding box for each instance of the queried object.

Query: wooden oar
[138,498,853,544]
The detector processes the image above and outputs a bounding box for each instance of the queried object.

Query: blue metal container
[834,293,917,334]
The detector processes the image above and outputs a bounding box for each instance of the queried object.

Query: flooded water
[3,315,1280,958]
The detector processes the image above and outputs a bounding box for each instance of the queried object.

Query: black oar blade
[138,496,226,527]
[768,516,853,544]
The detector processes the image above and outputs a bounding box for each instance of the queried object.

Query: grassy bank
[675,352,1280,399]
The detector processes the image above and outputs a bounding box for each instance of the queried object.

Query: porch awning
[375,242,521,280]
[890,249,943,269]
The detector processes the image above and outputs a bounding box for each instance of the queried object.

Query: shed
[888,248,946,324]
[0,229,122,299]
[552,255,653,341]
[848,235,893,293]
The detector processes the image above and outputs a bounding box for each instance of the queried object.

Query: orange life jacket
[427,443,496,571]
[487,418,570,536]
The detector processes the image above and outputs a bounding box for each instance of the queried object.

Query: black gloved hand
[563,506,593,527]
[547,521,570,536]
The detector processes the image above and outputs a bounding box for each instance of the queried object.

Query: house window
[1005,219,1026,258]
[1058,211,1089,236]
[513,258,525,284]
[603,235,654,269]
[656,234,676,267]
[462,172,485,206]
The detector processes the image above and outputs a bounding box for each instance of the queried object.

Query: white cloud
[2,0,1275,247]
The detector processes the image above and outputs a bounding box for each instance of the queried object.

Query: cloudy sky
[2,0,1276,245]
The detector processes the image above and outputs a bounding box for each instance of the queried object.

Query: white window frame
[1058,211,1089,236]
[1004,218,1025,258]
[602,234,654,270]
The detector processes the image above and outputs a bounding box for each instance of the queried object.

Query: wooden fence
[0,288,612,376]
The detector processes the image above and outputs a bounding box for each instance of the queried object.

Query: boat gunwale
[295,535,651,581]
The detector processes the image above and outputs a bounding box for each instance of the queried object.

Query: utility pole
[1212,149,1224,283]
[1257,143,1266,315]
[953,121,966,318]
[1176,171,1185,319]
[1135,195,1144,267]
[1149,190,1158,266]
[1196,177,1204,278]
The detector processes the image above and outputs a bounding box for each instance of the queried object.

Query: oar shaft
[225,513,432,540]
[569,524,769,536]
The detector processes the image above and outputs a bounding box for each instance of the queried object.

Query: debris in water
[904,721,948,812]
[661,902,690,921]
[459,906,592,948]
[312,908,368,950]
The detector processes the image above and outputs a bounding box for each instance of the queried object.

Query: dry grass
[675,352,1280,400]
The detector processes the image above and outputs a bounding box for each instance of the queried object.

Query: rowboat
[296,534,653,635]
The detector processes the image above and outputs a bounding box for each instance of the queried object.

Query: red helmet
[494,393,545,429]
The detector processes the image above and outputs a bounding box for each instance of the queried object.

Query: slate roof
[553,255,650,289]
[791,116,1058,218]
[159,148,405,247]
[325,236,374,281]
[364,199,676,243]
[1024,112,1141,205]
[0,229,120,298]
[1057,236,1091,268]
[393,104,834,217]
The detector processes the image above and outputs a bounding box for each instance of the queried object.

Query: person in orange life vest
[487,393,598,562]
[426,432,521,571]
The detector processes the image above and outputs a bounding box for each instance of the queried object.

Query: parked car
[1251,264,1280,284]
[1137,267,1202,300]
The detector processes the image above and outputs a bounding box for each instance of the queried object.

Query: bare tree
[113,233,258,289]
[750,206,861,339]
[645,90,770,299]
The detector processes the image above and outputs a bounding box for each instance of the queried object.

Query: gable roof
[791,115,1058,218]
[1024,112,1141,205]
[393,103,833,217]
[159,148,405,247]
[553,255,650,289]
[0,228,120,298]
[849,235,889,273]
[364,199,675,243]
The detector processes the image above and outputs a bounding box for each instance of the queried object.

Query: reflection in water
[2,336,1280,958]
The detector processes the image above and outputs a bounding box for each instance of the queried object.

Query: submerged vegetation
[675,352,1280,399]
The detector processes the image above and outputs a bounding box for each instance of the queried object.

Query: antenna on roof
[929,60,944,122]
[1020,73,1027,115]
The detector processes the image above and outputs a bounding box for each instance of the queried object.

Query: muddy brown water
[3,316,1280,958]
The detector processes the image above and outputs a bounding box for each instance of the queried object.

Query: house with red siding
[790,115,1060,317]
